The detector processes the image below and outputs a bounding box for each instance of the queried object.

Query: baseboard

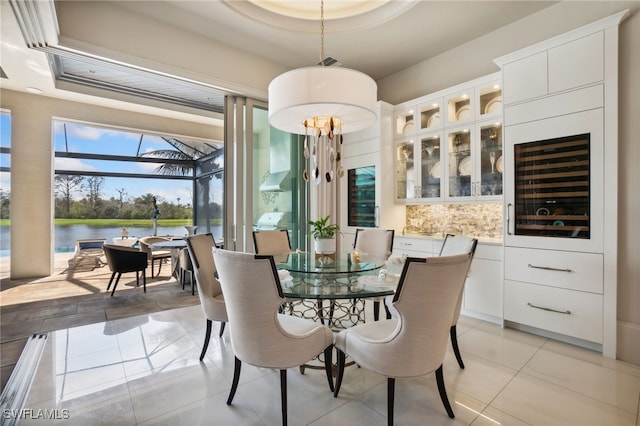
[617,321,640,365]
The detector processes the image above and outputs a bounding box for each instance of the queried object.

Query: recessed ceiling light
[26,87,42,94]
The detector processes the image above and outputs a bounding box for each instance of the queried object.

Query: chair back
[354,228,394,261]
[439,234,478,324]
[186,234,227,322]
[138,236,171,258]
[380,254,472,377]
[439,234,478,257]
[252,230,291,255]
[102,244,147,272]
[214,249,312,367]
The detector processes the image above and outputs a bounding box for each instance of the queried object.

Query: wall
[380,2,640,364]
[1,89,222,279]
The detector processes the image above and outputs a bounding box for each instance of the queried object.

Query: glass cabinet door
[478,121,503,197]
[513,133,590,239]
[446,128,473,198]
[419,134,441,199]
[347,166,376,227]
[446,90,473,126]
[419,101,442,131]
[395,140,415,200]
[394,109,415,137]
[477,83,502,119]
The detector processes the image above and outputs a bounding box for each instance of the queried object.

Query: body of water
[0,225,224,257]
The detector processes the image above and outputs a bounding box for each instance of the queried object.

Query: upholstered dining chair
[333,253,473,424]
[252,229,292,255]
[439,234,478,369]
[102,244,148,297]
[213,248,334,426]
[178,247,195,295]
[138,236,172,277]
[354,228,395,321]
[186,233,228,361]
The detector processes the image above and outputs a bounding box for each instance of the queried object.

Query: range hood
[259,170,292,192]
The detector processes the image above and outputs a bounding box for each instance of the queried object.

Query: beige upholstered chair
[186,234,228,360]
[252,229,292,255]
[213,249,334,426]
[178,247,195,295]
[138,236,172,277]
[333,253,473,423]
[439,234,478,369]
[354,228,395,321]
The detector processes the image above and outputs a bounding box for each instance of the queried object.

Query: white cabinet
[462,243,502,322]
[394,73,503,204]
[495,10,627,357]
[338,101,405,253]
[393,237,503,323]
[393,236,435,258]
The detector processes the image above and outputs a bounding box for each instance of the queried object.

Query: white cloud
[54,157,97,171]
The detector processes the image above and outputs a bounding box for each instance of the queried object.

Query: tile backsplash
[405,203,503,240]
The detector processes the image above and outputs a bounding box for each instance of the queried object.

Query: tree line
[54,175,193,219]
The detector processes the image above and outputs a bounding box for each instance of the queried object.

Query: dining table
[275,251,400,330]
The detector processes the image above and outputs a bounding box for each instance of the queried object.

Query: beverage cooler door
[504,109,603,252]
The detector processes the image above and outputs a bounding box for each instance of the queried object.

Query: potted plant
[308,214,340,254]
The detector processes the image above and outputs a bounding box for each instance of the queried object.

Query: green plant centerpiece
[308,214,340,254]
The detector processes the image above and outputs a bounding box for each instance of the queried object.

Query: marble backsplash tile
[405,203,503,240]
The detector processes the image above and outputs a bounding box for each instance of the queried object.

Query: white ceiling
[0,0,557,124]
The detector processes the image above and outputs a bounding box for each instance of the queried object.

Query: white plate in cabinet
[504,280,602,344]
[504,247,603,294]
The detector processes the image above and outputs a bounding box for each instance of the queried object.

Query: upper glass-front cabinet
[393,73,503,203]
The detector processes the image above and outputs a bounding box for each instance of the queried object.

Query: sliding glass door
[224,96,307,252]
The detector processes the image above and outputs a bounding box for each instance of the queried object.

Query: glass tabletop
[276,252,385,275]
[276,252,396,300]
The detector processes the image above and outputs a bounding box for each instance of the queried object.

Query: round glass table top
[275,252,385,275]
[275,252,396,300]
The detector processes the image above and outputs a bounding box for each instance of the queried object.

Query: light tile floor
[13,305,640,426]
[3,255,640,425]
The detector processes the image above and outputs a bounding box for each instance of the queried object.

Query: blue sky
[1,113,221,205]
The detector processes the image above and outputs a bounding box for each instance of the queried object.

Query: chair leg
[384,303,392,320]
[323,345,334,392]
[333,349,346,398]
[142,269,146,292]
[435,364,455,418]
[135,271,140,287]
[387,377,395,426]
[280,369,287,426]
[156,258,163,276]
[106,272,116,291]
[373,301,380,321]
[227,356,241,405]
[200,319,212,361]
[110,273,122,297]
[450,325,465,369]
[150,260,155,278]
[190,271,195,295]
[218,321,226,337]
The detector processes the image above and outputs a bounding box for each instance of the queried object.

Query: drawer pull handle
[528,264,573,273]
[527,302,571,315]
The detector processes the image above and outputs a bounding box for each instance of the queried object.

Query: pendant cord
[320,0,325,66]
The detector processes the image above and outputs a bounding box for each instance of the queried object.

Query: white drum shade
[268,66,377,135]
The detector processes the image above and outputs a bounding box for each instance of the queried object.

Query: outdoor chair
[138,236,172,277]
[103,244,148,297]
[68,238,107,271]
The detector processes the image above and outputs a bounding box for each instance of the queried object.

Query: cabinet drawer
[504,280,602,343]
[505,247,602,293]
[393,237,433,254]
